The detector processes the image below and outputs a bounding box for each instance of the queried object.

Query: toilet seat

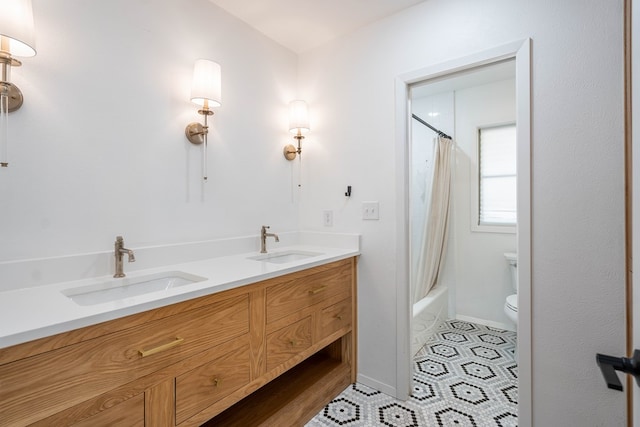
[505,294,518,312]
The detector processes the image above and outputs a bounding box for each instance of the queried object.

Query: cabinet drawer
[71,393,144,427]
[176,341,251,424]
[266,317,312,371]
[266,261,352,324]
[319,298,352,340]
[0,294,249,426]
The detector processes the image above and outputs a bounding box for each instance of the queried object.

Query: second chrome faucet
[260,225,279,253]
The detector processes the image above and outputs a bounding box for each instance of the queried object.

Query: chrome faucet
[114,235,136,278]
[260,225,279,253]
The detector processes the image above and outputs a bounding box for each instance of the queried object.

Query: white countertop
[0,243,359,349]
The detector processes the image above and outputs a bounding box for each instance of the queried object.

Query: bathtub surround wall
[410,92,454,298]
[411,93,460,327]
[0,0,299,263]
[298,1,624,425]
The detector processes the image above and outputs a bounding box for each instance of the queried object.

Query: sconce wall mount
[0,53,24,112]
[185,106,213,146]
[283,132,303,161]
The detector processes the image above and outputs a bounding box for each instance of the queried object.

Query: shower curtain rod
[412,114,452,140]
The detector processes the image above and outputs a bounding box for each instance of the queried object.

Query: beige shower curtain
[414,136,454,303]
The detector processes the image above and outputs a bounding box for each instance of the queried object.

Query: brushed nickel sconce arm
[185,106,214,182]
[0,54,24,112]
[283,131,304,161]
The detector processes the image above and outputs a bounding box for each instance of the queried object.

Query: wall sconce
[283,100,310,161]
[185,59,221,182]
[0,0,36,168]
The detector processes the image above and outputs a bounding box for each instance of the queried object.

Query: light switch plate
[362,201,379,220]
[323,210,333,226]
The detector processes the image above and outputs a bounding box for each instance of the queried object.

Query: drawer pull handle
[336,315,343,320]
[138,337,184,358]
[309,286,327,295]
[212,377,221,387]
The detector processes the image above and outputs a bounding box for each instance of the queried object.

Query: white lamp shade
[0,0,36,57]
[288,100,310,134]
[190,59,221,107]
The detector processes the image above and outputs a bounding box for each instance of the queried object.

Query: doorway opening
[394,39,531,426]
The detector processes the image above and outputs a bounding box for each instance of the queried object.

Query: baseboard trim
[455,315,515,332]
[356,373,397,398]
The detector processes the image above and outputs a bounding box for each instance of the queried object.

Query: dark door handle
[596,349,640,391]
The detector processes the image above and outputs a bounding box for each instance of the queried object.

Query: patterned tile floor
[306,319,518,427]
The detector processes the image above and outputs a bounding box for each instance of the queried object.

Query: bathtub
[412,285,448,356]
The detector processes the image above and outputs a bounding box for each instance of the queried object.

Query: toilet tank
[504,252,517,292]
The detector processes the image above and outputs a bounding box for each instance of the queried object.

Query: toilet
[504,252,518,326]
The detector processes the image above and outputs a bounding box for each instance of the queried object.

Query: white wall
[0,0,298,266]
[452,79,517,329]
[298,0,625,425]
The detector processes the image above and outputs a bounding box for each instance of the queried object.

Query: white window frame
[471,122,517,234]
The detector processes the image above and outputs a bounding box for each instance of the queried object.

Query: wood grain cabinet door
[265,261,352,324]
[71,394,145,427]
[319,298,352,340]
[266,317,312,371]
[175,342,251,424]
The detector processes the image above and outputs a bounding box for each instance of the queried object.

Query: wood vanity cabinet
[0,257,357,427]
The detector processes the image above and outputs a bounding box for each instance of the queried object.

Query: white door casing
[394,39,532,426]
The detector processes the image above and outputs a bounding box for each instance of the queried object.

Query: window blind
[479,124,517,225]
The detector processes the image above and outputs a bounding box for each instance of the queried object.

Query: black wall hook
[345,186,352,197]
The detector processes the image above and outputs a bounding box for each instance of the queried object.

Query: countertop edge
[0,246,360,350]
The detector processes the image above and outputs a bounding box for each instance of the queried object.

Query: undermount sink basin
[62,271,207,306]
[247,250,323,264]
